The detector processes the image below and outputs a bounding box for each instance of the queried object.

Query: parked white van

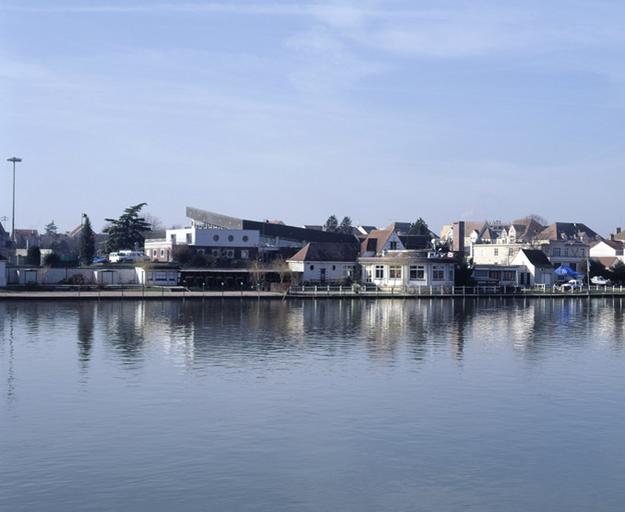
[108,250,149,263]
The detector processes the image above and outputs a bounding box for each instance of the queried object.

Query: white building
[359,250,456,290]
[287,242,358,284]
[590,240,625,260]
[145,227,260,262]
[510,249,555,287]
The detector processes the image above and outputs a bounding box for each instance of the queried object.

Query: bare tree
[144,213,164,232]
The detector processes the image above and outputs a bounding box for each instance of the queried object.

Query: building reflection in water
[0,298,623,387]
[78,297,625,371]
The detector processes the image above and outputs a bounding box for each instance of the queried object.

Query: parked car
[556,279,584,291]
[591,276,612,286]
[108,250,149,263]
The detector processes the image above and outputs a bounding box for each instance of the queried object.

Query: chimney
[452,221,465,253]
[617,227,622,234]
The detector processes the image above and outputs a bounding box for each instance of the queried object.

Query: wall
[40,268,95,284]
[94,268,139,285]
[542,241,588,272]
[590,242,623,258]
[299,261,354,283]
[472,243,527,265]
[361,261,455,288]
[0,261,6,287]
[135,267,179,286]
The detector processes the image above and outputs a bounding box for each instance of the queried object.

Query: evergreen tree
[80,215,96,265]
[44,220,58,237]
[408,217,430,236]
[338,216,353,234]
[103,203,151,252]
[324,214,339,233]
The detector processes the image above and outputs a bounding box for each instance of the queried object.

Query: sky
[1,0,624,235]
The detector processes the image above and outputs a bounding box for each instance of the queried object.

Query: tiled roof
[537,222,600,242]
[594,239,625,250]
[594,257,620,269]
[360,228,395,256]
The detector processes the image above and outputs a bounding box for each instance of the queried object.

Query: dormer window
[389,241,398,250]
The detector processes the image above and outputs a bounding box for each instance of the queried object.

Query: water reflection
[1,298,624,381]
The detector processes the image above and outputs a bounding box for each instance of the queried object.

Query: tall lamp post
[7,157,22,241]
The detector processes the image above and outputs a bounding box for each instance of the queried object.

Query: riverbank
[1,288,625,300]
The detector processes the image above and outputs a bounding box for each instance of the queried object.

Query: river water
[1,298,625,511]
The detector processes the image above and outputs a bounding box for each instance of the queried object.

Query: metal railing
[287,283,625,297]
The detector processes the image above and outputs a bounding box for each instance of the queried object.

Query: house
[146,207,357,264]
[12,229,39,250]
[145,227,261,263]
[287,242,359,284]
[510,249,555,287]
[359,249,456,290]
[534,222,601,272]
[590,240,624,259]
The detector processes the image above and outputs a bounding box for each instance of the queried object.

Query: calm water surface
[1,298,625,511]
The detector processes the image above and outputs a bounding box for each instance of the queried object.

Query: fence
[288,284,625,297]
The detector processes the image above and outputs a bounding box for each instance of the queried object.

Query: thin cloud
[0,2,308,15]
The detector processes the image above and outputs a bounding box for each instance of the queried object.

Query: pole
[7,157,22,241]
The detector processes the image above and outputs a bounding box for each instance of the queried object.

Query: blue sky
[1,0,624,234]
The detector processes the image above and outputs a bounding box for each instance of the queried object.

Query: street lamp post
[6,157,22,241]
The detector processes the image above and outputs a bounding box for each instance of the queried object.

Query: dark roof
[386,222,412,234]
[288,242,359,262]
[186,206,355,244]
[595,239,624,250]
[519,249,553,268]
[398,234,430,250]
[537,222,601,242]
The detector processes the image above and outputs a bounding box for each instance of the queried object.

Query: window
[503,271,516,281]
[432,265,445,281]
[186,233,192,244]
[212,249,220,257]
[494,248,499,256]
[375,265,384,279]
[389,241,398,250]
[389,266,402,279]
[332,265,336,271]
[228,235,234,242]
[160,249,164,257]
[225,249,234,259]
[310,265,315,271]
[409,265,425,280]
[170,234,175,243]
[213,234,220,242]
[564,248,569,257]
[366,269,372,282]
[242,235,249,242]
[552,247,561,257]
[241,249,249,259]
